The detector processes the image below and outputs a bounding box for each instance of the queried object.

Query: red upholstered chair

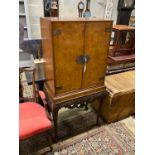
[19,67,53,151]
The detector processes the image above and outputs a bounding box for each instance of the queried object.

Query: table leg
[53,107,59,142]
[96,93,107,125]
[96,97,103,126]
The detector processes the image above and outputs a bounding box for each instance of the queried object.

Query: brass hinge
[55,85,63,91]
[53,29,61,36]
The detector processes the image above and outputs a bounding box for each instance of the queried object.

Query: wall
[59,0,118,24]
[27,0,119,39]
[27,0,44,39]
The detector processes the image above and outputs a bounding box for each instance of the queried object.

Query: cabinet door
[52,22,84,94]
[82,21,112,88]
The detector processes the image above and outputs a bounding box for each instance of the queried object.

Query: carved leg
[96,96,104,126]
[53,107,59,142]
[84,102,88,110]
[96,92,107,125]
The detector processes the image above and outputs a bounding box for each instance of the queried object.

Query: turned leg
[53,107,59,142]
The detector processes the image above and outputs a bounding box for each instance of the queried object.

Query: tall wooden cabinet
[40,18,112,140]
[40,18,112,101]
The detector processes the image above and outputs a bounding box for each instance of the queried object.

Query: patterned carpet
[20,73,135,155]
[51,120,134,155]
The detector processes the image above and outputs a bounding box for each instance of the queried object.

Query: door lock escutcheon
[76,55,90,64]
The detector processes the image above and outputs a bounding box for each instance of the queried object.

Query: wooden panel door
[52,22,84,94]
[82,21,112,88]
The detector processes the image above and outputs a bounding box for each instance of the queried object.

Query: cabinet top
[105,70,135,94]
[113,25,135,31]
[40,17,113,22]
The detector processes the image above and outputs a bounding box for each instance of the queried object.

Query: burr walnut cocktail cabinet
[40,18,113,141]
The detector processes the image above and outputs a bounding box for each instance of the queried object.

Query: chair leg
[19,145,23,154]
[47,130,53,151]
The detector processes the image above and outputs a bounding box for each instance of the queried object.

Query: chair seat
[19,102,52,140]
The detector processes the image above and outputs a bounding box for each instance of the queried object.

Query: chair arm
[39,90,46,100]
[38,91,53,121]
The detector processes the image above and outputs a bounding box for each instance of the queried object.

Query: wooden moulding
[45,83,106,104]
[112,25,135,31]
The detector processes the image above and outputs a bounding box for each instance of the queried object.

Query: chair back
[19,67,37,103]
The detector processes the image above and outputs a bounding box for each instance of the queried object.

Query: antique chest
[40,18,113,103]
[92,70,135,123]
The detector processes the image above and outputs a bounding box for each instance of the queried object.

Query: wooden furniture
[106,62,135,75]
[129,16,135,27]
[117,0,135,25]
[19,67,53,152]
[26,63,45,90]
[40,18,112,141]
[19,52,45,90]
[92,70,135,123]
[108,25,135,66]
[19,67,37,103]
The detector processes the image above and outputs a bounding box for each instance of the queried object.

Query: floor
[20,104,135,155]
[20,71,135,154]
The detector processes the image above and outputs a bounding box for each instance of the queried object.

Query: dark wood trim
[46,83,106,104]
